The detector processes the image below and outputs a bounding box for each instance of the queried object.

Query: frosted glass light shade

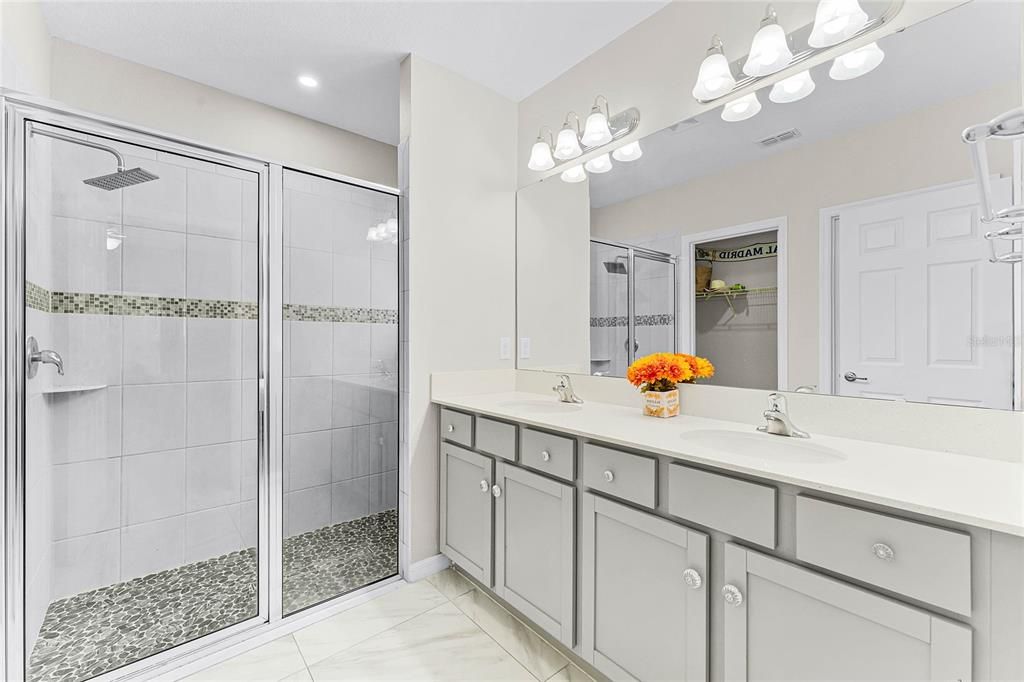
[829,42,884,80]
[769,70,815,103]
[560,164,587,183]
[721,92,762,122]
[582,109,613,147]
[612,141,643,162]
[554,126,582,160]
[809,0,869,47]
[692,52,736,100]
[743,22,793,77]
[584,153,613,174]
[528,140,555,170]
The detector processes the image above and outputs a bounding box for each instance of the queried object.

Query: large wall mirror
[516,0,1023,411]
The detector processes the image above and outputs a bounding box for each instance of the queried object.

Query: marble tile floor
[183,569,599,682]
[28,510,397,682]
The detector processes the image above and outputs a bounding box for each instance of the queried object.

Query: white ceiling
[589,0,1022,208]
[40,0,667,145]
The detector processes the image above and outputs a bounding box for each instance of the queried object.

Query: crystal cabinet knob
[492,484,502,498]
[722,584,744,607]
[447,424,455,433]
[682,568,703,590]
[541,450,551,462]
[872,542,895,561]
[479,480,489,492]
[603,470,615,483]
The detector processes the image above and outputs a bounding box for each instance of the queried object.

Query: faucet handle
[766,392,783,410]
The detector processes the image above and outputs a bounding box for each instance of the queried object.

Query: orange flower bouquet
[626,353,715,418]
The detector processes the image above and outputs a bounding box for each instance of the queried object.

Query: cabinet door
[440,443,494,586]
[722,543,972,681]
[581,493,709,682]
[494,463,575,647]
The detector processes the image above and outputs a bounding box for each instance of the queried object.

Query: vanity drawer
[582,443,657,509]
[667,464,777,548]
[796,496,971,616]
[440,408,473,448]
[476,417,517,461]
[519,428,575,482]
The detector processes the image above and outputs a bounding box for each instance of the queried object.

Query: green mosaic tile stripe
[25,281,50,313]
[283,304,397,324]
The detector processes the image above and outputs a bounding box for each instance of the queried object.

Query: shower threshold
[28,509,398,682]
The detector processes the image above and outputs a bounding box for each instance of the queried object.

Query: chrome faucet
[26,336,64,378]
[552,374,583,404]
[757,393,809,438]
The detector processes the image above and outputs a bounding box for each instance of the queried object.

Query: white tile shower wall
[282,170,399,540]
[41,139,261,601]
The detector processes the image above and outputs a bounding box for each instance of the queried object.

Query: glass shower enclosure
[589,239,677,377]
[2,97,400,681]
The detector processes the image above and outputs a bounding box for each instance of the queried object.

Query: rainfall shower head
[84,167,160,191]
[603,258,628,275]
[29,125,160,191]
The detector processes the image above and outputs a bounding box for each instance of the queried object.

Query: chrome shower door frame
[1,96,274,682]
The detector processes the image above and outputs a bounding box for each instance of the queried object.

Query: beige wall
[0,0,52,96]
[517,178,591,373]
[592,81,1017,388]
[517,1,960,189]
[49,40,396,186]
[401,55,517,565]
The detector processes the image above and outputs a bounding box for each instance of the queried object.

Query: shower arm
[28,125,127,171]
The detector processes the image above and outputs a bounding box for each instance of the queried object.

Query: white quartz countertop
[433,390,1024,537]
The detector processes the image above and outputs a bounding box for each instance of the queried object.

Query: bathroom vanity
[432,391,1024,682]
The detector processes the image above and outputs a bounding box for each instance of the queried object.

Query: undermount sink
[496,398,583,415]
[682,429,846,463]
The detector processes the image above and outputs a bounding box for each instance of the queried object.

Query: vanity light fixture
[560,164,587,183]
[743,5,793,77]
[769,70,815,103]
[528,128,555,171]
[829,41,884,80]
[554,113,583,160]
[297,74,319,88]
[721,92,762,122]
[808,0,869,48]
[581,96,614,147]
[366,217,398,243]
[693,35,737,101]
[612,141,643,162]
[584,153,614,174]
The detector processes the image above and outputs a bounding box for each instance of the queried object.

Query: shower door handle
[27,336,64,378]
[624,340,639,353]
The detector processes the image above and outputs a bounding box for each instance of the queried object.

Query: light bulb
[612,141,643,162]
[809,0,869,47]
[554,125,582,160]
[527,138,555,171]
[581,107,613,147]
[721,92,762,122]
[829,42,884,80]
[386,217,398,235]
[560,164,587,183]
[366,227,378,242]
[298,74,319,88]
[769,70,815,103]
[743,7,793,77]
[584,153,613,174]
[692,37,736,100]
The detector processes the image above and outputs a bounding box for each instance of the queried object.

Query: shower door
[6,108,268,681]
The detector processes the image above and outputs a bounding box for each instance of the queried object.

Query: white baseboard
[405,553,450,582]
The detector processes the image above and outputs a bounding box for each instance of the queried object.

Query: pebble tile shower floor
[28,510,398,682]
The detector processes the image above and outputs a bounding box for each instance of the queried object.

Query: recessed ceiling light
[298,74,319,88]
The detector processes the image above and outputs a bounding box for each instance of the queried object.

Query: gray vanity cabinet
[440,443,494,586]
[493,462,575,647]
[722,542,973,681]
[581,493,709,682]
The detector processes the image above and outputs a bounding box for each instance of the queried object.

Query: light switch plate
[499,337,512,360]
[519,337,531,359]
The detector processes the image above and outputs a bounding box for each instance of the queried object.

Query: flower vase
[643,389,680,418]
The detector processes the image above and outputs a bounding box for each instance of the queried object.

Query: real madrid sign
[695,241,778,263]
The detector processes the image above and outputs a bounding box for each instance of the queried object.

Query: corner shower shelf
[41,385,107,395]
